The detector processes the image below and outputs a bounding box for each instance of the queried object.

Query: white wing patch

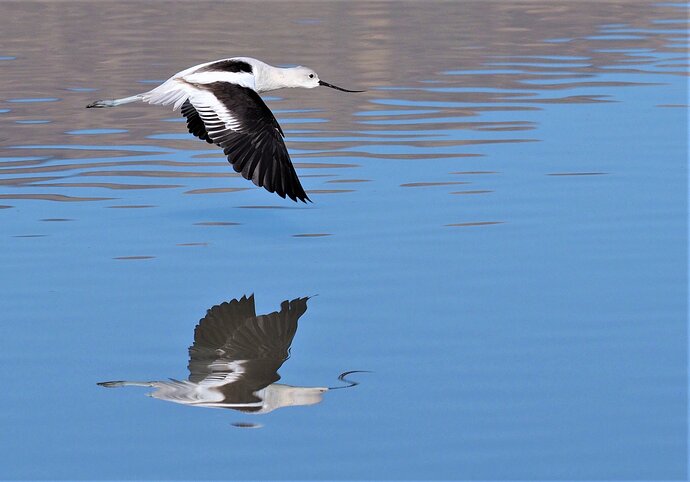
[188,89,245,133]
[183,71,255,89]
[140,78,194,110]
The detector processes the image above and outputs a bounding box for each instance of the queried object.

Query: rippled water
[1,1,687,480]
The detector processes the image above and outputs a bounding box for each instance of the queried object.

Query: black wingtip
[97,381,124,387]
[289,196,311,204]
[86,99,111,108]
[284,188,311,204]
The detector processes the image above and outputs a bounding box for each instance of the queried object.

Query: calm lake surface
[0,1,687,480]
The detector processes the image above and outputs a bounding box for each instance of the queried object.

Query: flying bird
[86,57,363,202]
[98,295,363,414]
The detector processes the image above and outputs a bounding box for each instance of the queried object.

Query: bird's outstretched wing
[186,82,310,203]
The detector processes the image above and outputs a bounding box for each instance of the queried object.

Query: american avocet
[98,295,364,414]
[86,57,363,202]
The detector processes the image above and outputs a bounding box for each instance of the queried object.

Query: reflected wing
[190,294,257,354]
[221,297,307,360]
[187,82,310,202]
[188,296,309,386]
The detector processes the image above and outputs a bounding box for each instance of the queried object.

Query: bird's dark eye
[309,74,314,78]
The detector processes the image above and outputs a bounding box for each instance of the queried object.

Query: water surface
[0,1,687,480]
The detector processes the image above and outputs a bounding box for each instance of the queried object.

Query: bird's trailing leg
[86,94,144,108]
[97,380,156,388]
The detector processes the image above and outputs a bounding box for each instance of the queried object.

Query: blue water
[0,1,687,480]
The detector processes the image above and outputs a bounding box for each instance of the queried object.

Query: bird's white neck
[251,61,301,93]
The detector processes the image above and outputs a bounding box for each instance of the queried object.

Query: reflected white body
[142,380,328,414]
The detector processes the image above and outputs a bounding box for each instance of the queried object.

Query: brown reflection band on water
[451,171,499,175]
[401,182,469,188]
[0,160,229,175]
[5,148,170,162]
[298,152,483,160]
[177,242,209,247]
[469,106,542,112]
[292,233,332,238]
[77,170,238,178]
[516,81,662,91]
[298,130,439,140]
[547,172,607,176]
[0,158,51,168]
[456,70,596,78]
[237,206,307,210]
[194,222,241,226]
[451,190,494,195]
[507,95,615,104]
[318,139,538,150]
[299,174,338,179]
[326,179,372,184]
[113,256,155,260]
[305,189,355,194]
[191,153,238,159]
[600,68,678,76]
[0,193,114,202]
[475,126,535,132]
[107,205,155,209]
[292,162,359,169]
[446,221,504,227]
[35,182,183,190]
[185,187,251,195]
[361,120,537,131]
[0,176,63,185]
[0,205,13,209]
[41,218,73,222]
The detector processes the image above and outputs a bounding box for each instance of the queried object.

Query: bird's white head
[280,65,364,92]
[287,66,321,88]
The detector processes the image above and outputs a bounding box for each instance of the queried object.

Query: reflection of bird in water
[86,57,363,202]
[98,295,363,414]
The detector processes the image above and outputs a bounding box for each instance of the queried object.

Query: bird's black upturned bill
[318,80,365,93]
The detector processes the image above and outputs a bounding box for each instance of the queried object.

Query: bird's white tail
[86,94,144,108]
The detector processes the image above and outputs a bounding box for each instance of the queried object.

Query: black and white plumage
[86,57,363,202]
[98,295,328,413]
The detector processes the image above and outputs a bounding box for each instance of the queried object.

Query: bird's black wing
[180,100,213,144]
[187,82,310,202]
